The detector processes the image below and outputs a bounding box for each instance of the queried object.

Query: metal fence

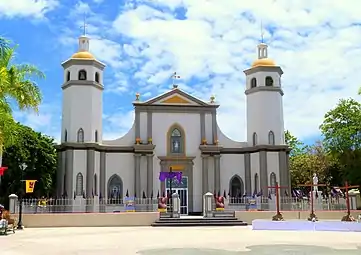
[17,196,350,214]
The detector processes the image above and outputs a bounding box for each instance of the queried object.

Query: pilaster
[146,154,154,198]
[134,154,141,197]
[214,155,221,193]
[201,155,209,195]
[244,153,252,196]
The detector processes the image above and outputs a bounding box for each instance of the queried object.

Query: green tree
[0,40,45,150]
[319,98,361,186]
[0,123,57,206]
[285,130,307,156]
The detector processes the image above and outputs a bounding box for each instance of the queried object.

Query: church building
[56,34,291,214]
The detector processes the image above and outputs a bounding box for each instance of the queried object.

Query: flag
[0,166,8,176]
[228,190,231,197]
[157,190,160,198]
[223,190,227,198]
[92,189,94,198]
[257,190,263,197]
[253,189,257,198]
[63,190,68,198]
[82,191,86,199]
[99,192,102,199]
[142,191,146,199]
[151,190,153,199]
[73,191,76,200]
[126,189,129,197]
[242,192,247,197]
[25,180,37,193]
[268,191,272,200]
[217,190,221,197]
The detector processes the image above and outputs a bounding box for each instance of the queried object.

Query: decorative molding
[160,95,191,104]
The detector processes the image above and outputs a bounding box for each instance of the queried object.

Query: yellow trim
[160,95,191,104]
[170,165,185,171]
[167,123,186,156]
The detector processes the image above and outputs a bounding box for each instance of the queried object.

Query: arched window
[95,72,100,83]
[250,78,257,88]
[94,174,98,196]
[77,128,84,142]
[229,175,244,200]
[268,131,275,145]
[265,76,274,86]
[75,173,83,196]
[95,130,98,142]
[78,70,87,80]
[169,127,184,154]
[252,132,257,146]
[254,173,259,194]
[64,129,68,142]
[66,71,70,82]
[270,172,277,194]
[107,174,123,204]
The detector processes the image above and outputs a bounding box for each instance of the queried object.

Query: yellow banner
[25,180,37,193]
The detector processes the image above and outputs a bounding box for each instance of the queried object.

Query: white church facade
[56,34,291,214]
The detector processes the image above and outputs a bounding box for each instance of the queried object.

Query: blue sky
[1,0,361,145]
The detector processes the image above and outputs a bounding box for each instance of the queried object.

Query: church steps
[151,217,248,227]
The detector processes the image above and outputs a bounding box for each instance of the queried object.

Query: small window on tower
[78,70,87,80]
[95,72,100,83]
[64,129,68,142]
[265,76,274,86]
[66,71,70,82]
[252,132,258,146]
[250,78,257,88]
[95,130,98,142]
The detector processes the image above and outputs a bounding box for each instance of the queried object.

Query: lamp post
[17,163,27,230]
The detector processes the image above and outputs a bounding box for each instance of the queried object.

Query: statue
[158,197,167,213]
[173,140,179,152]
[215,196,225,211]
[313,173,318,192]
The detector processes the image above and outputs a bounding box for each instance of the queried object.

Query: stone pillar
[56,151,64,198]
[201,155,209,195]
[147,112,152,140]
[211,111,217,143]
[244,153,252,196]
[214,155,221,194]
[134,154,141,198]
[200,113,206,141]
[86,149,95,212]
[135,110,140,140]
[65,150,74,199]
[203,192,213,218]
[99,151,106,212]
[146,154,154,198]
[259,151,268,210]
[8,194,18,214]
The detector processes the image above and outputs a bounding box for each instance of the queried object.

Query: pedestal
[313,191,323,210]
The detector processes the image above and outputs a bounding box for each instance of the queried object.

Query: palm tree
[0,40,45,151]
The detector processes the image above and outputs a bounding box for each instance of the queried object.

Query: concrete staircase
[151,216,248,227]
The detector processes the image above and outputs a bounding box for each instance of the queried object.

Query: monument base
[252,219,361,232]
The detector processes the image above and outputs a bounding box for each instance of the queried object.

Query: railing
[19,198,159,214]
[16,196,350,214]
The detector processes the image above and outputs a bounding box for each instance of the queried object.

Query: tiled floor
[1,226,361,254]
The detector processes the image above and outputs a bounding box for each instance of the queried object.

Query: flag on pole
[25,180,37,193]
[0,167,8,176]
[268,191,272,200]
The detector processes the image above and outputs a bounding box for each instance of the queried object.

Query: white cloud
[0,0,58,18]
[103,0,361,141]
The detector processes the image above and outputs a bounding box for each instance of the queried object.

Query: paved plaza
[1,226,361,254]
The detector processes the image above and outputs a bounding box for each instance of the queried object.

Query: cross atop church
[172,72,180,89]
[80,14,88,36]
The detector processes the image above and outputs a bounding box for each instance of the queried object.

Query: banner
[25,180,37,193]
[124,197,135,212]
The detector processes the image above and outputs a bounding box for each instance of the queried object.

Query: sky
[1,0,361,145]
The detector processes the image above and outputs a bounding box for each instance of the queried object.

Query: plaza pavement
[1,226,361,254]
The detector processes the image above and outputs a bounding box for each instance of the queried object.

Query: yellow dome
[71,51,95,60]
[251,58,276,68]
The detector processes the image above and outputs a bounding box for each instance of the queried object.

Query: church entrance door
[166,176,188,215]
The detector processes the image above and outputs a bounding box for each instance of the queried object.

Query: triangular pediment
[139,88,213,106]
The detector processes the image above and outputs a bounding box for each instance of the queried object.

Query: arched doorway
[107,174,123,204]
[229,175,244,203]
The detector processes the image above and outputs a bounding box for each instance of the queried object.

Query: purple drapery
[159,172,182,182]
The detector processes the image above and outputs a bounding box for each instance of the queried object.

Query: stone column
[244,153,252,196]
[65,150,74,212]
[214,155,221,194]
[99,151,106,212]
[134,154,141,198]
[201,155,209,195]
[200,113,206,141]
[56,151,64,198]
[211,111,217,143]
[146,154,154,198]
[259,151,268,210]
[147,112,152,140]
[135,110,140,140]
[86,149,95,212]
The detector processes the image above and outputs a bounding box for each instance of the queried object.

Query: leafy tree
[0,40,45,151]
[0,123,57,206]
[319,98,361,186]
[285,130,307,156]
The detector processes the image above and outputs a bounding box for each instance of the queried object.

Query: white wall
[72,150,87,194]
[105,153,134,198]
[139,112,147,142]
[205,113,212,142]
[267,152,280,181]
[220,154,245,193]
